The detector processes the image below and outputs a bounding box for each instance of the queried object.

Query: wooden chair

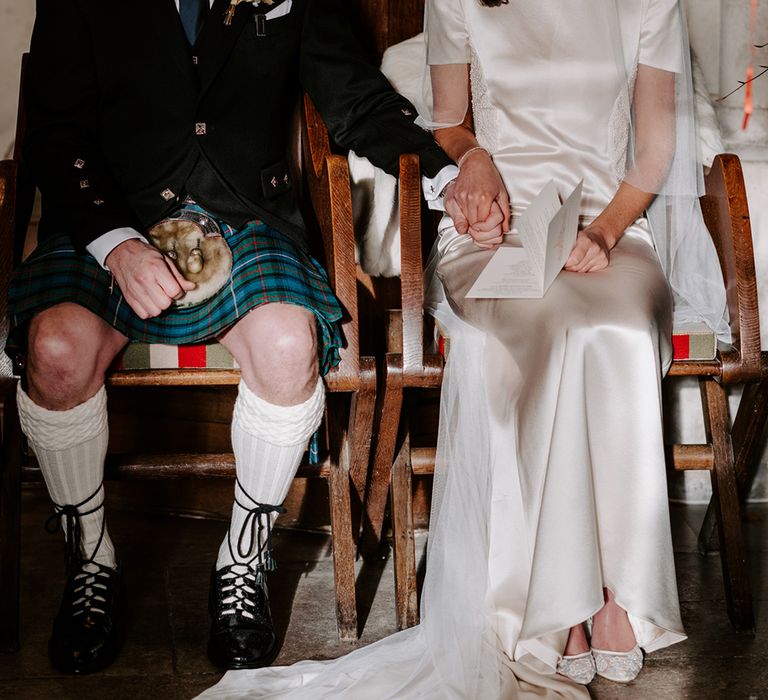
[366,152,766,633]
[0,86,376,651]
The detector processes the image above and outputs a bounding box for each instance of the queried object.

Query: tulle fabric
[197,314,588,699]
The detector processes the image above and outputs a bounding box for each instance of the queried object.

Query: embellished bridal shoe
[592,644,643,682]
[556,650,596,684]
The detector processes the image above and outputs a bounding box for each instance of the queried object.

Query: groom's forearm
[298,0,453,179]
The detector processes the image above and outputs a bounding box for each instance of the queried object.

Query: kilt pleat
[8,204,343,375]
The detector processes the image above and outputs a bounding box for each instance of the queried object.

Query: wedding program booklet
[466,179,583,299]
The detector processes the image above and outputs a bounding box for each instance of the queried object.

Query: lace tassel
[309,430,319,465]
[230,478,286,571]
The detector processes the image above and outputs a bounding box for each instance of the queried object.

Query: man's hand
[564,225,615,273]
[444,149,510,249]
[105,239,196,319]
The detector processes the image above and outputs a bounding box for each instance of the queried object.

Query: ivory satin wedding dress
[199,1,727,697]
[427,0,688,661]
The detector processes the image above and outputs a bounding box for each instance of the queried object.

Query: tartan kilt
[8,213,343,376]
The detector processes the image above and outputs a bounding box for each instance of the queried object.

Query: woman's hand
[564,225,616,273]
[444,149,510,248]
[467,201,506,249]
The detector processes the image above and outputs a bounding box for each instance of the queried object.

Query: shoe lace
[44,484,107,577]
[219,564,266,621]
[68,563,113,619]
[226,478,286,572]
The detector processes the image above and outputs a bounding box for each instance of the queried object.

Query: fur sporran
[148,210,233,308]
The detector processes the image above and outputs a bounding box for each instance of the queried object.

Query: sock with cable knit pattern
[17,385,116,569]
[216,378,325,570]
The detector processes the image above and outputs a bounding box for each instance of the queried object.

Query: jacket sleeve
[298,0,454,179]
[25,0,142,251]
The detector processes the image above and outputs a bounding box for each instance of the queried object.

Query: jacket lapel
[143,0,197,87]
[195,0,255,97]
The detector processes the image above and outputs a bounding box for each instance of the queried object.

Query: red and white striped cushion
[111,342,237,370]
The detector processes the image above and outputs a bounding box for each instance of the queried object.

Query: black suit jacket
[26,0,453,252]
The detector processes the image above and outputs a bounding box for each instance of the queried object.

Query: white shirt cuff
[422,164,459,212]
[86,227,149,269]
[174,0,215,10]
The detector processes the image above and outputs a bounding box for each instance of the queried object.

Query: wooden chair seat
[365,152,766,633]
[0,91,376,652]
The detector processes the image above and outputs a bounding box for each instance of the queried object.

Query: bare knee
[27,304,126,409]
[268,315,317,367]
[223,304,319,404]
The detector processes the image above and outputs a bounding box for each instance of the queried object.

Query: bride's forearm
[432,64,477,164]
[434,124,480,164]
[588,180,656,248]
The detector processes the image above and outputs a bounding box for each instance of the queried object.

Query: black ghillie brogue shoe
[45,490,125,674]
[48,560,126,674]
[207,563,279,669]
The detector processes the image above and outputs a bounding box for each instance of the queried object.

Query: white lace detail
[593,644,643,682]
[470,46,499,153]
[556,650,596,685]
[607,64,637,186]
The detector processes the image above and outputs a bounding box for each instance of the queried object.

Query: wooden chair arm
[0,160,17,266]
[701,154,762,383]
[397,153,428,376]
[0,160,18,379]
[302,95,361,386]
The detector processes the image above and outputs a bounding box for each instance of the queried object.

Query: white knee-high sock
[217,378,325,570]
[17,385,116,569]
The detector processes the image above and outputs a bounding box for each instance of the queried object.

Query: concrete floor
[1,488,766,699]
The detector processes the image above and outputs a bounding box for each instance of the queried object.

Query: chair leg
[360,356,403,557]
[699,378,755,632]
[699,379,768,553]
[390,430,418,630]
[327,392,358,642]
[346,358,377,543]
[0,382,22,652]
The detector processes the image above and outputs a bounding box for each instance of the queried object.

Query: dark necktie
[179,0,208,45]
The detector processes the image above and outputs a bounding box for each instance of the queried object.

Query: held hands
[105,238,196,319]
[442,145,620,268]
[564,225,616,273]
[444,149,510,250]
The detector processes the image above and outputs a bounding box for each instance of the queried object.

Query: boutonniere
[224,0,274,26]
